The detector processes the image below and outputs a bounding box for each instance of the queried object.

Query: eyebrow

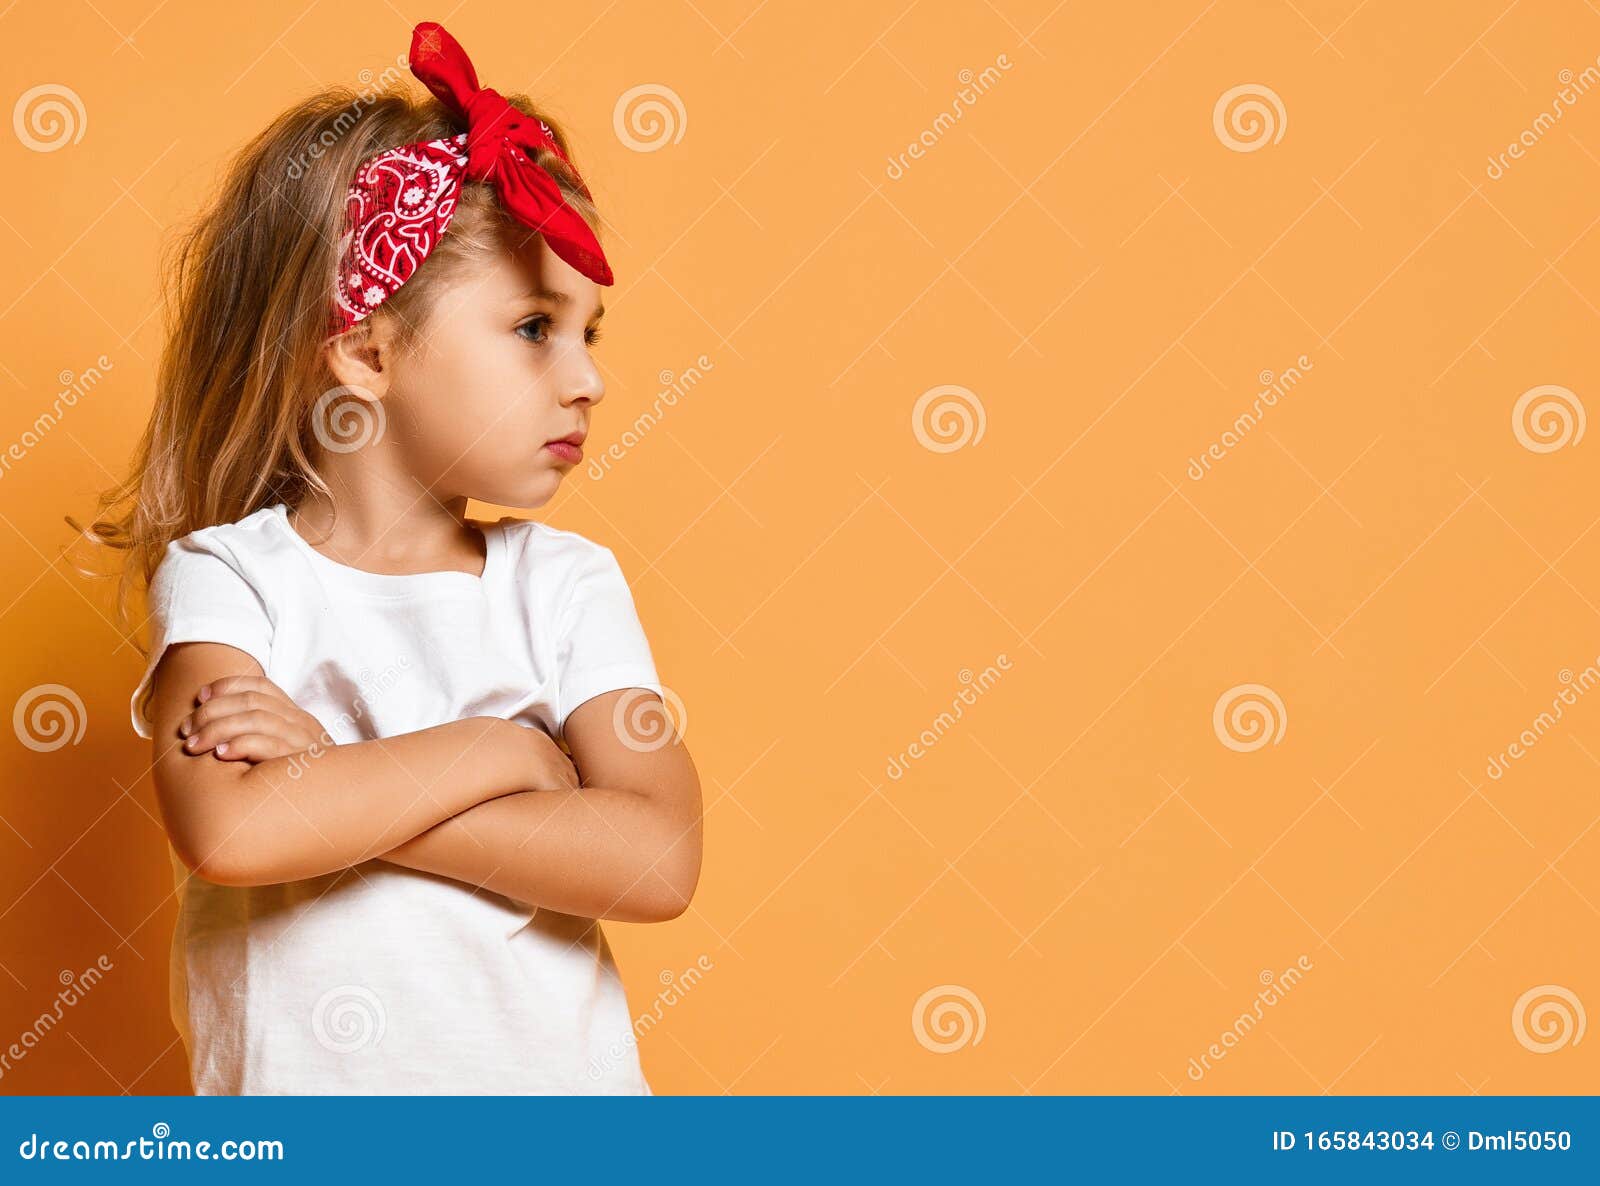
[522,287,605,320]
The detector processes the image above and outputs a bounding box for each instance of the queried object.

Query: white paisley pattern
[331,134,470,331]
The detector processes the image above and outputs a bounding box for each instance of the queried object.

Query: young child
[81,21,702,1095]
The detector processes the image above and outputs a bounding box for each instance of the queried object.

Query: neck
[290,450,479,575]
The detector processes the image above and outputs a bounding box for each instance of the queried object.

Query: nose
[559,351,605,408]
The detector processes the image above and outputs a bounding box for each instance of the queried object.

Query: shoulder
[149,504,291,605]
[493,515,625,579]
[490,516,640,616]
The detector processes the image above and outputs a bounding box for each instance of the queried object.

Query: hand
[178,675,328,763]
[508,719,581,792]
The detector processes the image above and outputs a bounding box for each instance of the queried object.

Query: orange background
[2,0,1597,1094]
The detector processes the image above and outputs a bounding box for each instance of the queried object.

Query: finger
[197,674,290,705]
[209,733,301,763]
[184,709,300,754]
[183,691,299,736]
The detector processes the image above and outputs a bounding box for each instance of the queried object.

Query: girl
[76,21,702,1095]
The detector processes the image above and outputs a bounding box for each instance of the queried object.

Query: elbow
[637,881,695,923]
[180,836,271,888]
[634,830,702,923]
[192,856,269,889]
[601,822,701,923]
[162,814,247,887]
[156,764,276,887]
[627,886,695,924]
[159,804,267,887]
[168,811,279,888]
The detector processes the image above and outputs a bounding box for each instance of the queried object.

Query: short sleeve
[553,545,661,742]
[129,534,275,740]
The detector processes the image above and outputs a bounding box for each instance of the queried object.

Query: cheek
[391,342,549,461]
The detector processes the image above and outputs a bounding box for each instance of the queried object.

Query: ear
[322,316,396,400]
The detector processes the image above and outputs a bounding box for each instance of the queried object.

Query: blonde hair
[71,81,602,627]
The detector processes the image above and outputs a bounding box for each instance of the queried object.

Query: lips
[544,431,585,464]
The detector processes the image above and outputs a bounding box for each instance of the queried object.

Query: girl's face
[374,230,607,510]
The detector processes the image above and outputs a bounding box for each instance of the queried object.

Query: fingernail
[198,687,212,703]
[179,719,191,737]
[184,735,198,749]
[215,742,228,755]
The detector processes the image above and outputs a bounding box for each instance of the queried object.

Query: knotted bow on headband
[330,20,613,336]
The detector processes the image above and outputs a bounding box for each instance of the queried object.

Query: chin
[499,471,562,510]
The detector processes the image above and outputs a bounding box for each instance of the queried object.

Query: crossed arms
[145,640,703,923]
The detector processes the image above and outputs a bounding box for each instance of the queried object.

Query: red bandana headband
[329,21,613,336]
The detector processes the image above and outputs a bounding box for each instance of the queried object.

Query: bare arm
[379,688,703,923]
[148,641,548,887]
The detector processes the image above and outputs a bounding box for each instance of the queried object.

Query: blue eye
[516,317,603,347]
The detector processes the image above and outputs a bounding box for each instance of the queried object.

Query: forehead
[492,232,604,317]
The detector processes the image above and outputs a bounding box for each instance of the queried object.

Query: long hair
[70,78,603,629]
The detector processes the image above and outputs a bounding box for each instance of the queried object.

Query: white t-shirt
[128,502,663,1095]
